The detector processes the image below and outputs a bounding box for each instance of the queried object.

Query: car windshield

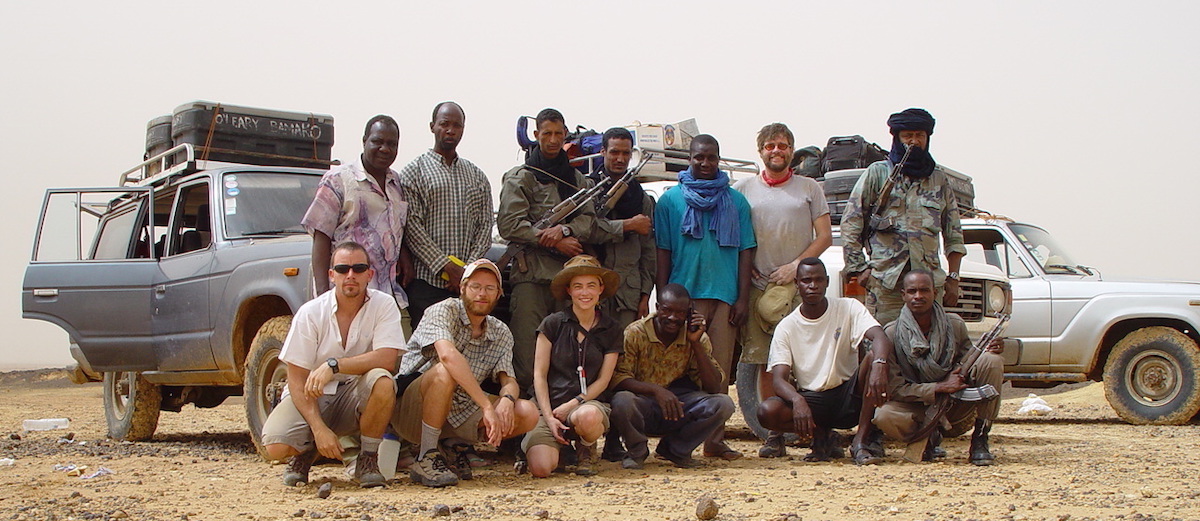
[221,172,320,238]
[1009,223,1081,274]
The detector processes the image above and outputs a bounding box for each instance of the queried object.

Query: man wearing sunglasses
[260,242,405,488]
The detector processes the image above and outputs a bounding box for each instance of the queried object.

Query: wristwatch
[575,395,586,404]
[872,358,888,365]
[326,358,340,374]
[561,225,573,237]
[947,272,961,281]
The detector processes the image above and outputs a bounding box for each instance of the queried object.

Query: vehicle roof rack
[119,143,338,187]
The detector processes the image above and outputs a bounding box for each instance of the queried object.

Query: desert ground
[1,369,1198,521]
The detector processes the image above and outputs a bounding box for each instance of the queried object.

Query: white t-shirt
[733,174,829,290]
[278,288,406,396]
[767,298,878,392]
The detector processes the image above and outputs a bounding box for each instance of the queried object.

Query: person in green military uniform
[841,108,967,326]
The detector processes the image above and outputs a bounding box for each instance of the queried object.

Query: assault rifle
[904,313,1011,443]
[497,173,615,273]
[859,144,914,245]
[595,153,653,219]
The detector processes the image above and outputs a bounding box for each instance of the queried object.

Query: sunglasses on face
[332,263,370,274]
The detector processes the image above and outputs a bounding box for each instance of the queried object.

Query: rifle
[859,144,914,245]
[595,153,654,219]
[497,173,615,273]
[904,313,1011,443]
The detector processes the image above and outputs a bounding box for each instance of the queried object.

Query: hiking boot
[441,444,474,481]
[574,442,598,476]
[922,430,946,462]
[354,450,386,488]
[410,449,459,487]
[969,419,995,466]
[758,431,786,458]
[282,449,317,486]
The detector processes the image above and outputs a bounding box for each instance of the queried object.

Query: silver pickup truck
[22,144,322,453]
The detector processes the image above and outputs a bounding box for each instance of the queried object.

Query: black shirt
[536,308,624,408]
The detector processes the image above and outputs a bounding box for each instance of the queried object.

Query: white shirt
[733,174,828,290]
[767,298,878,392]
[278,288,406,396]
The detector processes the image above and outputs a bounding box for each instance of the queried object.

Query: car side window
[33,190,152,262]
[167,182,212,256]
[963,228,1033,279]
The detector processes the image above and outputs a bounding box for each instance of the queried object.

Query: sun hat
[550,255,620,301]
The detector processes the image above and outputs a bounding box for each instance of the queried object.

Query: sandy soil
[1,369,1198,521]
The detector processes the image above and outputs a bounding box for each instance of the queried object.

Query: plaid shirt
[398,298,514,428]
[301,159,408,306]
[399,150,494,288]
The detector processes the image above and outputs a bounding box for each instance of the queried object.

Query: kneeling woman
[524,255,624,477]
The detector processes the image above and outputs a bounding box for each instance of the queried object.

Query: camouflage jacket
[841,161,967,291]
[594,194,656,313]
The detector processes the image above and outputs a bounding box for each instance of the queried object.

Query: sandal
[851,444,882,466]
[703,444,744,461]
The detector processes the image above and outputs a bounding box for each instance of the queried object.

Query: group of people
[257,103,1007,490]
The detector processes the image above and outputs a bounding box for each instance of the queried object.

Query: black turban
[886,108,936,178]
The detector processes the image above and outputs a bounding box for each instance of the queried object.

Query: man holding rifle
[841,108,967,325]
[497,109,645,395]
[874,269,1004,465]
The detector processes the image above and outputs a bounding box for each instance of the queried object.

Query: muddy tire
[1103,326,1200,425]
[103,371,161,441]
[244,315,292,458]
[735,362,770,440]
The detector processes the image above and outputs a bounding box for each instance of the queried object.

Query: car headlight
[987,283,1010,314]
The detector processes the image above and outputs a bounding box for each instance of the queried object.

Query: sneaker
[574,442,598,476]
[282,449,317,486]
[354,450,386,488]
[410,449,459,488]
[758,431,786,458]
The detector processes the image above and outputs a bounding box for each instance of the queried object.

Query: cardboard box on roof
[628,118,699,152]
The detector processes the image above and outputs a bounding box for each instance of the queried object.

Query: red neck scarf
[762,168,793,187]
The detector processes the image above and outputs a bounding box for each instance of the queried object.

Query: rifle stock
[904,313,1011,443]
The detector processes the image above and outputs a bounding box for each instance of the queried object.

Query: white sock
[360,435,381,453]
[420,422,441,456]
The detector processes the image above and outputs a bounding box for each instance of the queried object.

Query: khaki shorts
[261,367,394,451]
[739,285,803,364]
[520,400,611,452]
[392,371,495,444]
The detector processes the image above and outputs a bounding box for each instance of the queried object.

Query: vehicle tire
[1103,326,1200,425]
[736,362,771,441]
[103,371,161,441]
[244,315,293,458]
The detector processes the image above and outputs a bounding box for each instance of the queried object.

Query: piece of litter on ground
[1018,394,1053,415]
[80,467,113,479]
[0,458,15,466]
[54,464,79,473]
[22,418,70,431]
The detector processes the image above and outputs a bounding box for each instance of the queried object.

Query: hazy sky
[3,1,1198,369]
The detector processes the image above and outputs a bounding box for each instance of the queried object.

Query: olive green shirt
[611,315,724,390]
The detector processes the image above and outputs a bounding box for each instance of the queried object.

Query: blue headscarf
[677,168,740,248]
[887,108,937,179]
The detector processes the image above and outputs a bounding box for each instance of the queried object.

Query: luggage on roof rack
[167,101,335,168]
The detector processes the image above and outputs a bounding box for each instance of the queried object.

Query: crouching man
[262,241,404,488]
[756,257,893,464]
[609,283,734,469]
[874,270,1003,465]
[392,259,540,487]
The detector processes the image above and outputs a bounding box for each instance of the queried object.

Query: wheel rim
[255,351,287,418]
[1125,349,1183,407]
[108,371,133,419]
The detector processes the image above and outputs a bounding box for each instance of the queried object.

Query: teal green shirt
[655,184,756,304]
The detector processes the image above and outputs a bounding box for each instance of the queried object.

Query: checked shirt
[398,298,515,428]
[399,150,494,289]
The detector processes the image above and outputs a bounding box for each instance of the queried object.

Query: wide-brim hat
[757,282,798,333]
[550,255,620,301]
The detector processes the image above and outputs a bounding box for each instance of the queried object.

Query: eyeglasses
[761,142,792,151]
[464,282,500,295]
[332,263,370,274]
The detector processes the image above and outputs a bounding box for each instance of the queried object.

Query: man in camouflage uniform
[497,109,648,395]
[841,108,966,326]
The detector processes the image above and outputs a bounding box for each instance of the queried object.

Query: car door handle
[155,285,167,295]
[33,288,59,297]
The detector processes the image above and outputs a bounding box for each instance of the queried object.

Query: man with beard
[654,134,755,461]
[303,115,410,308]
[841,108,967,325]
[874,269,1004,465]
[608,283,733,469]
[756,258,893,465]
[392,259,540,487]
[497,109,644,394]
[400,102,494,329]
[261,242,404,488]
[733,123,832,458]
